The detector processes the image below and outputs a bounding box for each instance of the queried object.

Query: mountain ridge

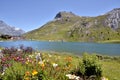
[0,20,25,36]
[24,8,120,42]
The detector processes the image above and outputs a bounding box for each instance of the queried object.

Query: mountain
[0,20,25,36]
[24,8,120,42]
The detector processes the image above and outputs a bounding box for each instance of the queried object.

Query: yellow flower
[24,77,30,80]
[32,70,38,76]
[68,64,72,68]
[25,61,28,64]
[38,61,45,68]
[42,63,45,67]
[38,61,43,65]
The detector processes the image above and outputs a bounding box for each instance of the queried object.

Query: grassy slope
[24,15,120,42]
[24,17,80,41]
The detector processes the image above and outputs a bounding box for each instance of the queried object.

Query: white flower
[17,49,22,52]
[36,53,42,61]
[52,63,58,68]
[66,74,75,79]
[1,72,5,75]
[66,74,80,80]
[75,76,80,80]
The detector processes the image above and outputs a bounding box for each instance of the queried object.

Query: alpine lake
[0,40,120,56]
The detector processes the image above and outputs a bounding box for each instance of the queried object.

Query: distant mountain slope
[0,20,25,36]
[24,8,120,42]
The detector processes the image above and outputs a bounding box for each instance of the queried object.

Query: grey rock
[54,11,77,19]
[105,8,120,29]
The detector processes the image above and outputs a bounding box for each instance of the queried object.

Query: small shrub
[83,53,102,78]
[71,53,102,80]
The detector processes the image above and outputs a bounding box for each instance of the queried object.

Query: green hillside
[24,9,120,42]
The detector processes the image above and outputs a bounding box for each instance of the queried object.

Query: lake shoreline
[0,40,120,56]
[1,39,120,43]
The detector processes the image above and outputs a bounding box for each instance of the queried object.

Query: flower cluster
[0,47,104,80]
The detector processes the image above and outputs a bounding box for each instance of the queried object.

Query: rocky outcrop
[105,8,120,29]
[54,11,77,19]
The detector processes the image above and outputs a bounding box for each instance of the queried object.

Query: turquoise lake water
[0,40,120,56]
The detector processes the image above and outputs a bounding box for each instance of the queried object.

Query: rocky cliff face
[0,20,25,36]
[105,8,120,29]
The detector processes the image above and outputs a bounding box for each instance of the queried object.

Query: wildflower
[17,48,22,52]
[1,72,5,75]
[65,56,72,62]
[38,61,45,69]
[66,74,75,79]
[68,63,72,67]
[42,63,45,67]
[101,77,108,80]
[48,54,52,57]
[66,74,80,80]
[38,61,43,65]
[24,77,30,80]
[52,63,58,68]
[36,53,42,62]
[32,70,38,76]
[29,54,34,58]
[25,71,30,76]
[25,61,29,64]
[24,71,30,80]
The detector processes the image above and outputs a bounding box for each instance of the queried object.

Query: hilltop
[24,8,120,42]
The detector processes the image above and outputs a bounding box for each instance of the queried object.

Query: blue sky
[0,0,120,32]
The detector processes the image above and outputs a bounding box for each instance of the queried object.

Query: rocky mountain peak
[106,8,120,15]
[54,11,77,19]
[105,8,120,29]
[0,20,25,36]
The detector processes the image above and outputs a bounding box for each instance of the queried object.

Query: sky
[0,0,120,32]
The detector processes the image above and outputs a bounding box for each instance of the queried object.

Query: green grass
[102,60,120,80]
[99,40,120,43]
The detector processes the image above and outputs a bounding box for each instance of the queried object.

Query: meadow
[0,46,120,80]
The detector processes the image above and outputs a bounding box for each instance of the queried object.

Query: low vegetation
[0,47,120,80]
